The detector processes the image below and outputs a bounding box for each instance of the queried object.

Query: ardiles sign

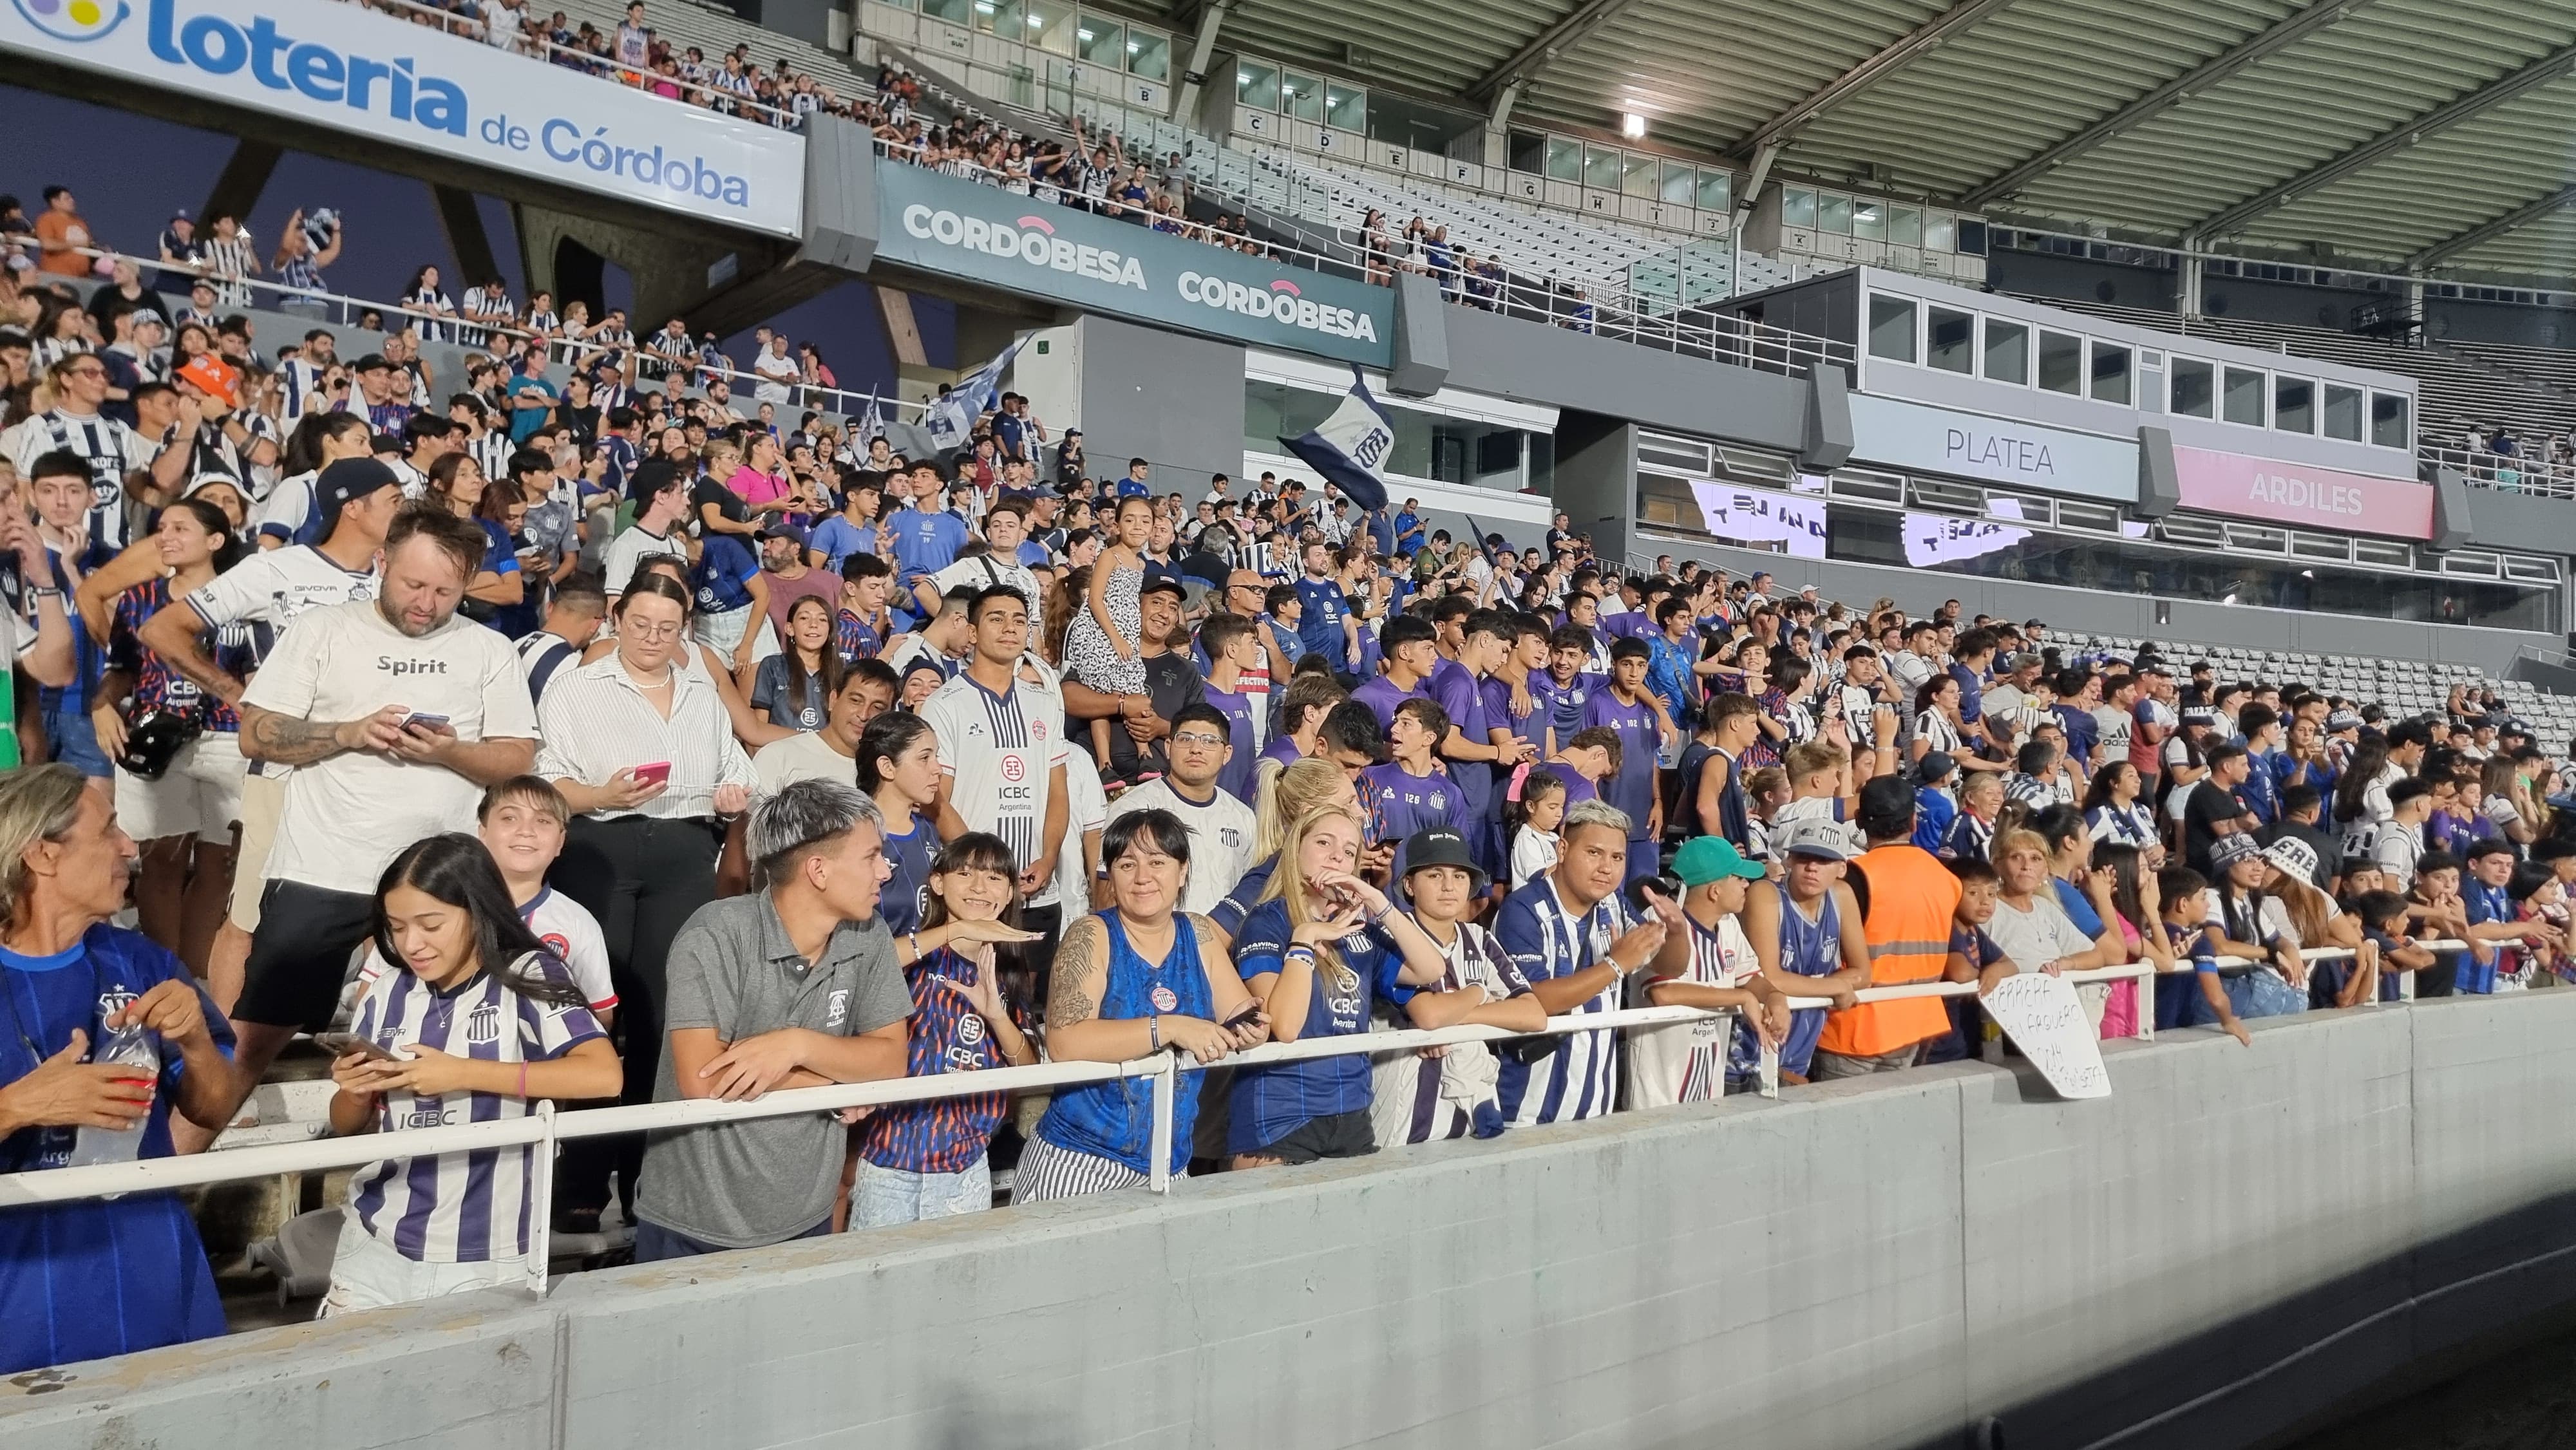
[875,158,1395,368]
[0,0,805,236]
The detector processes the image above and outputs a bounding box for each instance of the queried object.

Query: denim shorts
[849,1154,992,1230]
[44,699,111,778]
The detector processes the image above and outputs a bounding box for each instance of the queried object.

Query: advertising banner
[875,159,1395,368]
[1687,479,1826,559]
[1849,393,2139,502]
[1,0,805,236]
[2171,444,2434,540]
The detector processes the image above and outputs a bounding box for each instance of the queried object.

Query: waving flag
[925,334,1031,455]
[1280,366,1396,513]
[857,392,887,443]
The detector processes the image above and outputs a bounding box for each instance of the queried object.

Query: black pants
[550,814,721,1217]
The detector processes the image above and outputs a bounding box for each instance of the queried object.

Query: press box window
[2223,366,2267,426]
[2038,330,2084,395]
[1868,295,1918,363]
[2372,391,2411,449]
[2089,341,2132,405]
[2322,383,2363,442]
[2273,376,2314,435]
[1982,319,2028,384]
[2169,359,2214,417]
[1926,306,1975,374]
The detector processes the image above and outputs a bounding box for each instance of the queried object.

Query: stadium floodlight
[1622,113,1647,138]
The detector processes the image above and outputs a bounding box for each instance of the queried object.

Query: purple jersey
[1426,657,1494,818]
[1359,760,1474,875]
[1350,673,1426,732]
[1204,681,1263,804]
[1581,686,1661,833]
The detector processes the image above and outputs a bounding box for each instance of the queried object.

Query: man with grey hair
[632,780,913,1261]
[1493,798,1675,1127]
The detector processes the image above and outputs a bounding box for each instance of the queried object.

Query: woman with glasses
[533,570,755,1230]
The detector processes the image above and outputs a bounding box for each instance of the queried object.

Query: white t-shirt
[252,469,320,545]
[1626,912,1757,1108]
[602,523,688,596]
[1052,746,1109,914]
[184,542,380,646]
[240,599,540,894]
[752,730,856,800]
[930,553,1043,622]
[1105,777,1256,916]
[1984,894,2097,976]
[920,672,1070,909]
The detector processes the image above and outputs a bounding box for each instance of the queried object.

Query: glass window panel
[2273,376,2314,434]
[2372,391,2412,448]
[1075,16,1122,65]
[2322,382,2363,441]
[1926,213,1956,252]
[2170,358,2215,417]
[1819,193,1853,235]
[1659,161,1696,205]
[1783,187,1817,228]
[1927,306,1974,373]
[923,0,971,18]
[1545,137,1582,182]
[1235,59,1280,110]
[1853,200,1886,242]
[1584,144,1622,191]
[2223,366,2267,426]
[1889,206,1922,248]
[2090,341,2132,404]
[1983,318,2028,384]
[2038,330,2084,395]
[969,0,1012,35]
[1622,153,1658,197]
[1697,169,1730,213]
[1124,27,1168,79]
[1280,71,1324,122]
[1325,82,1364,132]
[1023,0,1076,53]
[1868,295,1918,363]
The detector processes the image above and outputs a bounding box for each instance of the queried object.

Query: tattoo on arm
[240,706,346,767]
[1045,918,1104,1030]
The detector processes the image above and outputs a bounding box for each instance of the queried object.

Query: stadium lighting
[1622,113,1647,138]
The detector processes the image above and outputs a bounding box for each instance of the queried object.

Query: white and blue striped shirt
[920,670,1068,907]
[345,953,603,1263]
[1493,874,1634,1127]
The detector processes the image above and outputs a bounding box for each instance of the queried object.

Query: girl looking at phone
[850,833,1040,1229]
[324,834,620,1315]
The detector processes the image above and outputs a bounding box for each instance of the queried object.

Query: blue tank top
[1770,887,1840,1075]
[1034,911,1212,1175]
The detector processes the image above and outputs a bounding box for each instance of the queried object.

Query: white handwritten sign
[1982,974,2110,1099]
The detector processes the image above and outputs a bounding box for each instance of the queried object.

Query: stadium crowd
[3,177,2575,1375]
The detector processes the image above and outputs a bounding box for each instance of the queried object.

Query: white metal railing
[2420,442,2576,500]
[0,936,2485,1316]
[338,0,813,127]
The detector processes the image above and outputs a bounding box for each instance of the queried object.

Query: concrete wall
[1056,313,1250,489]
[1439,306,1815,453]
[1627,531,2559,674]
[19,997,2576,1450]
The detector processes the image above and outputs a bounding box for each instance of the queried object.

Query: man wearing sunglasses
[3,355,167,554]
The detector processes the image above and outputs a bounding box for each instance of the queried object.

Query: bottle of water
[62,1022,160,1169]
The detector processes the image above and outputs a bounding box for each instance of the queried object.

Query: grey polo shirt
[635,893,911,1248]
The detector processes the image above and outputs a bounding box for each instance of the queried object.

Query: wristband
[1148,1014,1162,1050]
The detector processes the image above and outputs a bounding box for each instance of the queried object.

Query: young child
[1540,625,1603,754]
[852,833,1037,1228]
[1931,856,2009,1064]
[1370,827,1548,1145]
[834,554,895,666]
[1509,767,1568,891]
[2154,865,2252,1045]
[1064,494,1155,763]
[2407,851,2479,996]
[1632,836,1780,1101]
[2350,889,2437,1003]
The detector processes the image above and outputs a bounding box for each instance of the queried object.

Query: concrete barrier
[12,995,2576,1450]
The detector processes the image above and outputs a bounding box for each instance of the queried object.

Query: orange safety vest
[1816,842,1964,1059]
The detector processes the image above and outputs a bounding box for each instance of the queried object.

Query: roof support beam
[2407,183,2576,270]
[1740,0,2019,158]
[2193,41,2576,240]
[1960,0,2372,211]
[1464,0,1650,104]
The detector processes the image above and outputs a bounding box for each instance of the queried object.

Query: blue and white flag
[924,334,1030,455]
[857,392,887,444]
[1280,366,1395,513]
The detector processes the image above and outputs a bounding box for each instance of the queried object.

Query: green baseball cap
[1674,836,1765,886]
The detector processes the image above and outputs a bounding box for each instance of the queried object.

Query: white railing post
[526,1100,556,1300]
[2133,966,2155,1041]
[1146,1055,1177,1195]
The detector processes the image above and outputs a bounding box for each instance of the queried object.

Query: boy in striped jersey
[1367,827,1544,1147]
[1627,836,1783,1104]
[1493,800,1673,1127]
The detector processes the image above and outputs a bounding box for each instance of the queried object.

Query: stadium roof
[1108,0,2576,282]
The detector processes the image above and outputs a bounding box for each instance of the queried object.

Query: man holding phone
[215,507,540,1131]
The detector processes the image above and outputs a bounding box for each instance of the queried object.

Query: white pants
[319,1210,527,1317]
[115,730,245,845]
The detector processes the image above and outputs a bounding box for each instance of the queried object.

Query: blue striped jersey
[857,948,1024,1174]
[878,815,942,939]
[1625,914,1757,1107]
[1493,876,1634,1126]
[345,954,603,1264]
[919,673,1067,904]
[1369,917,1530,1146]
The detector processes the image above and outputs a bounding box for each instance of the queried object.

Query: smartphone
[632,760,673,787]
[1219,1002,1264,1034]
[312,1031,412,1063]
[399,711,450,732]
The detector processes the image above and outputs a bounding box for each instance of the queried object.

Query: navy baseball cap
[315,458,399,528]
